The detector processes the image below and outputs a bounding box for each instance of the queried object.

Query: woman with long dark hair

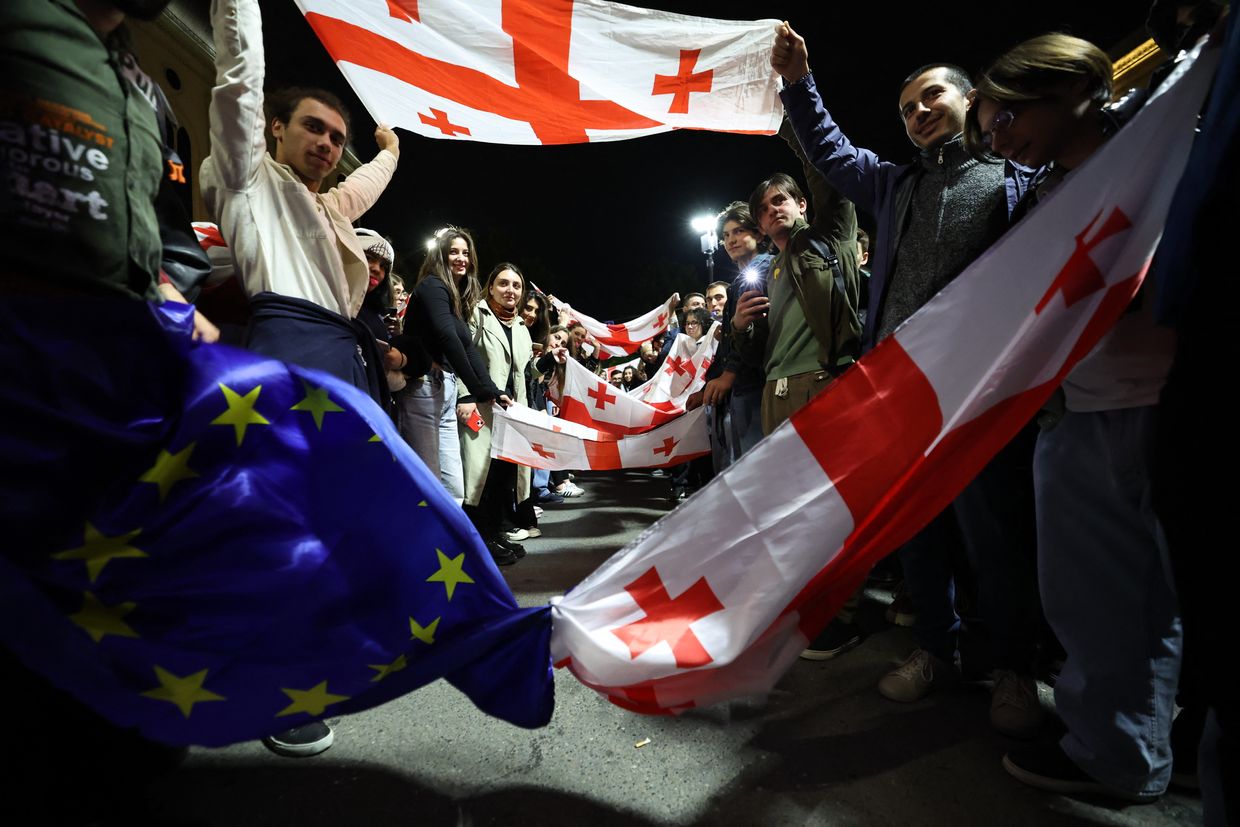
[394,227,510,503]
[458,263,535,563]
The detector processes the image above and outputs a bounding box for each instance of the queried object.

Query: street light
[690,213,717,285]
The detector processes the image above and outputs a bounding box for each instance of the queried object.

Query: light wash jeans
[397,370,464,504]
[1035,406,1181,797]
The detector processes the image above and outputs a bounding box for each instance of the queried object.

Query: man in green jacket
[731,141,863,660]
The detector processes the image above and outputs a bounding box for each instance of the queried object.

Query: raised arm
[779,115,857,252]
[772,22,890,216]
[323,125,400,222]
[204,0,268,191]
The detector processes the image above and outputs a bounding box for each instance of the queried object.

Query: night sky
[259,1,1147,319]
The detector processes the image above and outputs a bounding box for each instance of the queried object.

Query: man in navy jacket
[772,21,1044,739]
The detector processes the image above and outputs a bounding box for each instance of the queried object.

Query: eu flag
[0,296,554,745]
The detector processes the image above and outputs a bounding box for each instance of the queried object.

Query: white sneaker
[990,670,1043,738]
[523,526,542,538]
[877,649,959,702]
[504,528,530,542]
[556,482,584,497]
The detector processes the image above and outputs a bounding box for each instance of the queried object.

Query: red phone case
[467,410,484,432]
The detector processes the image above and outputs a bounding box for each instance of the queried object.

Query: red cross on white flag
[626,323,720,408]
[491,402,710,471]
[294,0,781,145]
[552,295,678,357]
[548,46,1218,713]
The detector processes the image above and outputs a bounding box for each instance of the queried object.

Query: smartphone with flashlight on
[740,265,767,297]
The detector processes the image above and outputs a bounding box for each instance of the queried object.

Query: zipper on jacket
[937,145,944,165]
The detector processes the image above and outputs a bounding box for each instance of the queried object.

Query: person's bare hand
[497,394,514,408]
[191,310,220,343]
[383,347,404,370]
[685,390,704,411]
[771,21,810,85]
[702,371,736,406]
[732,289,770,331]
[375,123,399,158]
[456,402,477,423]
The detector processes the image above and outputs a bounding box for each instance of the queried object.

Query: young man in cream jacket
[201,0,404,407]
[200,0,402,756]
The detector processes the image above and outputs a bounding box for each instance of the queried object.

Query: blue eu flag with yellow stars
[0,296,554,744]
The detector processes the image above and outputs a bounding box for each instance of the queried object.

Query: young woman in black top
[393,227,510,503]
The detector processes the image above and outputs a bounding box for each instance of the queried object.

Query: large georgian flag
[553,294,679,357]
[294,0,782,145]
[547,47,1218,714]
[492,403,710,471]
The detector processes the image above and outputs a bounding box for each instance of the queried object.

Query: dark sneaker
[990,670,1044,738]
[799,619,862,661]
[1003,743,1159,803]
[486,540,518,566]
[263,721,333,757]
[496,536,526,558]
[535,490,565,505]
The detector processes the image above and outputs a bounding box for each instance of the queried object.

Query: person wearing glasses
[773,21,1045,737]
[964,34,1181,804]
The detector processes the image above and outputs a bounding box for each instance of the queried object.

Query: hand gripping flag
[547,46,1219,714]
[627,323,720,408]
[0,298,553,744]
[553,294,679,358]
[294,0,781,145]
[492,403,710,471]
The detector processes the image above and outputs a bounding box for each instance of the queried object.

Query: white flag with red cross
[294,0,781,145]
[548,47,1218,714]
[558,342,715,435]
[627,323,720,407]
[492,402,709,471]
[553,294,679,358]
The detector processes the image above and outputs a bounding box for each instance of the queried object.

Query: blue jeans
[396,370,464,503]
[728,387,764,461]
[1036,407,1181,796]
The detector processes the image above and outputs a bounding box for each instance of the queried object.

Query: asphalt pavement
[141,471,1203,827]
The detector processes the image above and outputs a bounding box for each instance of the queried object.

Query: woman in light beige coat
[456,263,533,564]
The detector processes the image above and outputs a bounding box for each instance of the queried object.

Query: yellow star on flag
[290,382,344,430]
[418,501,428,507]
[53,522,147,582]
[69,591,138,643]
[141,666,226,718]
[276,680,350,717]
[409,616,441,645]
[210,383,270,446]
[139,443,199,501]
[368,654,408,682]
[427,549,473,601]
[368,433,383,443]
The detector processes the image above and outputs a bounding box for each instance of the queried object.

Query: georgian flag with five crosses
[294,0,782,145]
[553,294,680,358]
[491,402,710,471]
[547,45,1218,715]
